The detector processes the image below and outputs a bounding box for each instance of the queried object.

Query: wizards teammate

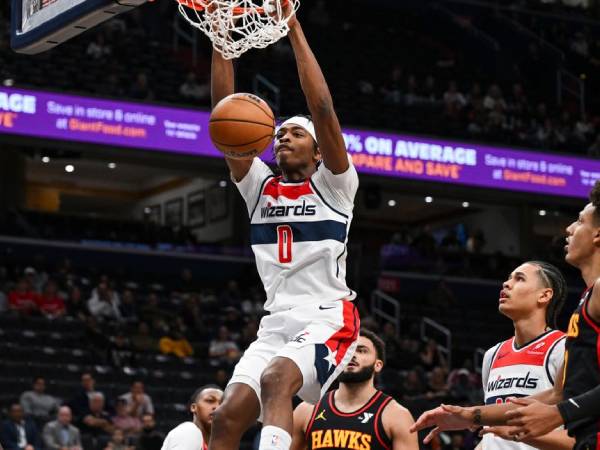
[410,181,600,450]
[479,261,573,450]
[162,386,223,450]
[209,4,359,450]
[290,330,418,450]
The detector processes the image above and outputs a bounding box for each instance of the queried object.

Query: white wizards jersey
[234,157,359,312]
[481,330,565,450]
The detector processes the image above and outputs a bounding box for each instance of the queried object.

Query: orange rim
[177,0,289,14]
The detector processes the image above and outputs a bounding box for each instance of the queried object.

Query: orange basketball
[209,93,276,160]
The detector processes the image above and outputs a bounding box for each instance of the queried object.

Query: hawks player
[479,261,573,450]
[410,181,600,450]
[162,386,223,450]
[209,4,359,450]
[290,330,417,450]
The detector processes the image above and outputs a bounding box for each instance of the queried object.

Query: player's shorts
[228,299,359,420]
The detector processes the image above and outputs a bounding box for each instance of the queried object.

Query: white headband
[277,116,318,144]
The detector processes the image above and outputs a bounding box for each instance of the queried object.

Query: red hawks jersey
[234,157,359,312]
[481,330,565,450]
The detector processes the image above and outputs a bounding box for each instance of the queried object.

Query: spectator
[443,81,467,117]
[135,415,163,450]
[19,377,60,426]
[131,322,157,353]
[78,393,113,449]
[109,332,135,368]
[36,281,66,318]
[419,338,448,371]
[118,381,154,418]
[118,290,137,323]
[426,366,449,400]
[209,326,241,366]
[103,429,133,450]
[129,73,154,101]
[42,406,82,450]
[218,280,241,307]
[110,400,141,439]
[68,373,100,421]
[381,65,403,105]
[139,293,164,324]
[380,322,402,369]
[84,317,111,363]
[66,287,87,320]
[86,34,111,60]
[0,403,42,450]
[482,84,506,111]
[23,267,46,294]
[159,330,193,358]
[8,279,38,316]
[87,282,121,322]
[179,72,209,102]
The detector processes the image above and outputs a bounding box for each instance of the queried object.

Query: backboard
[11,0,149,54]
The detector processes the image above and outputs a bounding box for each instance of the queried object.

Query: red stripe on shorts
[324,301,360,365]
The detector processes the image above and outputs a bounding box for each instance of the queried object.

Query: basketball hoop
[176,0,300,60]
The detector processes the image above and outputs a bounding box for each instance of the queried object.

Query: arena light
[387,199,396,207]
[539,209,547,216]
[462,201,470,208]
[108,162,116,169]
[144,207,151,214]
[425,196,433,203]
[219,180,227,188]
[65,164,74,173]
[41,156,50,163]
[3,79,14,87]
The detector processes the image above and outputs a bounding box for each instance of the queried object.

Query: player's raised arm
[210,48,253,181]
[283,5,349,175]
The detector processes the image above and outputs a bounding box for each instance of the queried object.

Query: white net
[177,0,300,59]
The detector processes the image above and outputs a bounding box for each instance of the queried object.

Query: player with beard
[162,386,223,450]
[290,330,418,450]
[410,181,600,450]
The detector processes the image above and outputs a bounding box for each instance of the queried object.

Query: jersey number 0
[277,225,293,263]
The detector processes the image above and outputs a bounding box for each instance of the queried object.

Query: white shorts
[228,300,359,420]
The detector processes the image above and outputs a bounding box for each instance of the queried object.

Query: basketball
[209,93,276,160]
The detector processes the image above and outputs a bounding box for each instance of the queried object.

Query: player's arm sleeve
[310,155,359,210]
[545,337,566,386]
[232,157,274,216]
[481,344,499,392]
[161,427,203,450]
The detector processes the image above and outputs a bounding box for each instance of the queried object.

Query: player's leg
[209,382,260,450]
[258,301,360,450]
[210,321,283,450]
[259,357,304,450]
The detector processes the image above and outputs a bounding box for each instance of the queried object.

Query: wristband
[557,385,600,425]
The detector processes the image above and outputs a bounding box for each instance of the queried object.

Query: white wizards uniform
[229,154,360,413]
[481,330,565,450]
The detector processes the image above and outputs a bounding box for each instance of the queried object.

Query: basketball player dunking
[478,261,573,450]
[410,181,600,450]
[290,330,418,450]
[209,4,360,450]
[161,386,223,450]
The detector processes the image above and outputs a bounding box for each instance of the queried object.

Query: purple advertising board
[0,86,599,198]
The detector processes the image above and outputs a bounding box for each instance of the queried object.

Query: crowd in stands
[0,1,599,157]
[0,253,488,450]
